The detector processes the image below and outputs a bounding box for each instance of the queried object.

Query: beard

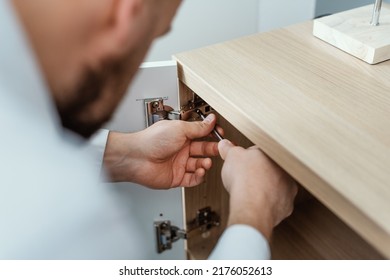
[55,58,128,139]
[54,35,152,140]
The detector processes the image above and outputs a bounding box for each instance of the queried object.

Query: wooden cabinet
[174,19,390,259]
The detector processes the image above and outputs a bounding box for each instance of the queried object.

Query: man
[0,0,297,259]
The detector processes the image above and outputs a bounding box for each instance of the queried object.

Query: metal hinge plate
[154,207,220,254]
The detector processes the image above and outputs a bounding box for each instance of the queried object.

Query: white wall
[258,0,316,32]
[146,0,318,62]
[146,0,259,62]
[146,0,390,62]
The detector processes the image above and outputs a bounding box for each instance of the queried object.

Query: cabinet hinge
[143,95,215,127]
[154,207,220,254]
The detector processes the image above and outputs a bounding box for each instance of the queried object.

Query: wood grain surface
[313,4,390,64]
[272,198,383,260]
[174,18,390,258]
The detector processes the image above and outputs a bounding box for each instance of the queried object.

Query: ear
[85,0,151,65]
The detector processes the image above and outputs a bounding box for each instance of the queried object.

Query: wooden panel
[272,198,384,260]
[313,5,390,64]
[179,82,253,260]
[179,83,383,259]
[174,18,390,258]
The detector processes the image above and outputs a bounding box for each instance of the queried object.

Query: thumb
[218,139,234,160]
[184,113,217,139]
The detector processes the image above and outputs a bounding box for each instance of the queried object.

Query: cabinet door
[104,61,185,260]
[179,82,383,260]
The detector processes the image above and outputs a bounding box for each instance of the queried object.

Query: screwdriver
[195,109,224,141]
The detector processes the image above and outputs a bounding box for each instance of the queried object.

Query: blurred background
[145,0,389,62]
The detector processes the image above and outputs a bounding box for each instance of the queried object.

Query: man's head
[13,0,182,138]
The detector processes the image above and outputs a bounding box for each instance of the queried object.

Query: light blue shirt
[0,0,269,260]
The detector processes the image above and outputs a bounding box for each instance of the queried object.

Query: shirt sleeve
[208,224,271,260]
[88,129,110,168]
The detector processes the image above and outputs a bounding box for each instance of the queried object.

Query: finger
[184,114,217,140]
[209,125,225,141]
[190,141,219,157]
[181,168,206,187]
[248,145,260,150]
[186,158,212,172]
[215,125,224,137]
[218,139,235,160]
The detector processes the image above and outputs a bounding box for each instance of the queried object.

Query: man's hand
[103,114,221,188]
[218,140,297,241]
